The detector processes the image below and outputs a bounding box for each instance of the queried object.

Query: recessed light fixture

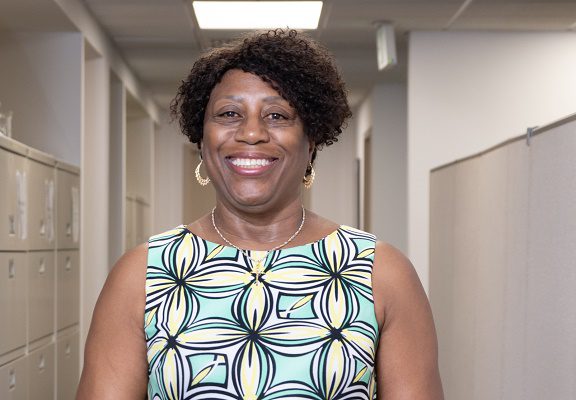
[192,1,323,30]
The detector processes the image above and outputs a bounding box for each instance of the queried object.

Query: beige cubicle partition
[430,114,576,400]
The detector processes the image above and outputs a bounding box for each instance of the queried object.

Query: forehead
[209,69,283,100]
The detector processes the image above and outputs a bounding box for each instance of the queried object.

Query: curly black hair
[170,29,352,172]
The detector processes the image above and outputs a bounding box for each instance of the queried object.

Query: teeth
[230,158,272,168]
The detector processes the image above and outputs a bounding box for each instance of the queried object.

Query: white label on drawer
[16,170,27,240]
[9,368,16,390]
[38,354,45,371]
[71,186,79,243]
[8,258,15,279]
[8,214,15,236]
[45,179,54,242]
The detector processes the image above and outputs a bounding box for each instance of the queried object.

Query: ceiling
[5,0,576,110]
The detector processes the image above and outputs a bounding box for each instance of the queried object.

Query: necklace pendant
[252,261,262,286]
[251,254,266,287]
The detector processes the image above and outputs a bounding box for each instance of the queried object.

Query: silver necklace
[211,206,306,283]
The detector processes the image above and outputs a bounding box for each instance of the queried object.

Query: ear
[308,138,316,158]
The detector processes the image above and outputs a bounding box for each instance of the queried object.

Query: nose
[234,115,269,144]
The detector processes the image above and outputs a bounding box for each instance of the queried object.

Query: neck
[211,200,305,250]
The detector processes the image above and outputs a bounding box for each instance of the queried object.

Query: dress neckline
[180,224,346,253]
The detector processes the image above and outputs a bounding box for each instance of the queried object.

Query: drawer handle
[8,214,16,236]
[38,354,45,371]
[40,218,46,236]
[39,258,46,274]
[65,257,72,271]
[66,222,72,237]
[8,258,15,279]
[65,343,71,356]
[9,368,16,390]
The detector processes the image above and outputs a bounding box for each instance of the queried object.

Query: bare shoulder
[77,243,149,399]
[104,243,148,298]
[87,242,148,337]
[91,242,149,326]
[372,241,428,322]
[371,241,444,399]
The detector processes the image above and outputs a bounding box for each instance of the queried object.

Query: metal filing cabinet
[0,136,81,400]
[56,250,79,331]
[0,252,27,363]
[27,251,55,345]
[0,136,28,251]
[27,344,55,400]
[0,356,28,400]
[27,148,56,251]
[55,163,80,250]
[56,330,79,400]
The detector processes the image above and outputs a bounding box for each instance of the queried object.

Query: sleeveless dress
[145,225,379,400]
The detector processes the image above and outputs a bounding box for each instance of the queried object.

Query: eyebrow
[221,95,286,103]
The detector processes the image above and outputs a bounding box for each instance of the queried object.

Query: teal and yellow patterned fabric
[145,225,379,399]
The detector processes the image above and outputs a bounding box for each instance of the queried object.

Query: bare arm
[76,244,149,399]
[373,241,444,399]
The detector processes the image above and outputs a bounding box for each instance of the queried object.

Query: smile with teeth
[229,158,274,168]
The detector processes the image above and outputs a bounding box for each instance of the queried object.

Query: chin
[229,190,293,212]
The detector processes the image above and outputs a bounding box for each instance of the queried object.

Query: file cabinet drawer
[27,344,55,400]
[0,147,28,251]
[0,356,27,400]
[28,251,55,343]
[56,168,80,250]
[56,250,79,330]
[27,156,56,251]
[56,331,79,400]
[0,253,27,357]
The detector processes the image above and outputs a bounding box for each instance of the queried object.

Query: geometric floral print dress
[145,225,379,399]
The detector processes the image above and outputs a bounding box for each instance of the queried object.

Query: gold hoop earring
[303,163,315,189]
[195,159,211,186]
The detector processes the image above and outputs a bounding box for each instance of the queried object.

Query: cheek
[201,127,226,152]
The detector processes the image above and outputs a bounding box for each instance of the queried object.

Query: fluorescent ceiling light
[192,1,323,30]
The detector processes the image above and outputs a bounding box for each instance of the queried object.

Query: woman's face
[201,69,313,211]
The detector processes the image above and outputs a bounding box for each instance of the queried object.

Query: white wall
[409,31,576,291]
[54,0,159,122]
[352,84,408,252]
[154,114,188,232]
[371,84,407,252]
[126,116,154,202]
[310,123,357,227]
[0,32,82,165]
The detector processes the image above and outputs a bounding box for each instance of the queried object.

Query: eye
[267,112,287,120]
[219,110,239,118]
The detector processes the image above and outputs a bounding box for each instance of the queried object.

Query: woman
[77,29,443,399]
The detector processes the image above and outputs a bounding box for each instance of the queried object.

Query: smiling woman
[76,28,444,400]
